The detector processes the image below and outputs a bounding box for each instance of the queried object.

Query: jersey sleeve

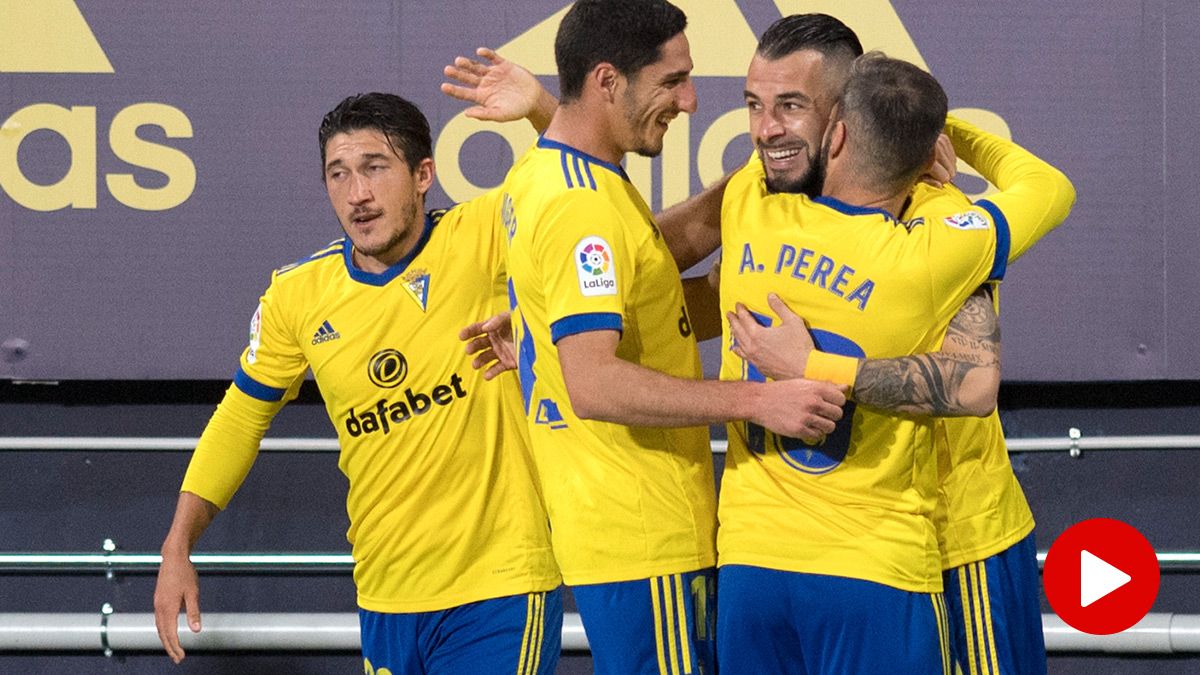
[236,272,308,397]
[904,181,971,216]
[180,376,302,509]
[911,200,1007,321]
[720,159,765,250]
[436,188,510,312]
[945,116,1077,263]
[180,275,307,509]
[534,189,636,344]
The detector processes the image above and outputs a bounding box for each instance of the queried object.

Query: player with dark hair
[153,92,563,674]
[443,10,1071,672]
[494,1,846,672]
[713,15,1065,674]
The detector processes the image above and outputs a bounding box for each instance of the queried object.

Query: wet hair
[839,52,948,190]
[318,93,432,178]
[555,0,688,103]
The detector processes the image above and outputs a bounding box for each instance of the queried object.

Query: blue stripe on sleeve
[550,312,623,343]
[977,199,1010,281]
[233,367,286,402]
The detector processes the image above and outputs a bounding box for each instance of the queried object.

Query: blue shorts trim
[360,588,563,675]
[717,566,949,675]
[573,569,716,675]
[944,533,1046,675]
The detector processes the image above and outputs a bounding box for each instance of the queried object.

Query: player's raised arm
[441,47,558,133]
[945,115,1077,262]
[441,47,729,275]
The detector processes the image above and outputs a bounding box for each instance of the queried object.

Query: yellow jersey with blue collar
[500,137,717,585]
[717,158,1009,593]
[181,193,560,612]
[914,117,1075,569]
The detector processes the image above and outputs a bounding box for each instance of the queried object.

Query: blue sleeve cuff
[550,312,623,343]
[233,367,287,402]
[977,199,1010,281]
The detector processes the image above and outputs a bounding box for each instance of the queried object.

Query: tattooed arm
[854,287,1000,416]
[727,286,1000,417]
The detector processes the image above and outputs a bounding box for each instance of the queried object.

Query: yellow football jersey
[182,192,560,613]
[914,116,1074,569]
[911,181,1033,571]
[500,137,717,585]
[717,161,1008,594]
[933,409,1035,569]
[717,117,1073,591]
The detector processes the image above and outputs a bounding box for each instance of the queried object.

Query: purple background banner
[2,0,1197,381]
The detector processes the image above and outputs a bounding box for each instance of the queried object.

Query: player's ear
[591,63,620,102]
[414,157,435,196]
[825,120,847,160]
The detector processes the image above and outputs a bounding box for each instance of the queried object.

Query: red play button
[1043,518,1160,635]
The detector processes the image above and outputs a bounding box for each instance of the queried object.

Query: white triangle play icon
[1081,549,1131,607]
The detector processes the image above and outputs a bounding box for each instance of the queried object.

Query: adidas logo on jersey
[311,320,341,345]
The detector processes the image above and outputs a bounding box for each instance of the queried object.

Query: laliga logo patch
[575,236,616,297]
[943,210,990,231]
[246,304,263,364]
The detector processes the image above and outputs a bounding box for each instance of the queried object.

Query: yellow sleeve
[905,181,970,215]
[536,190,633,341]
[720,160,766,251]
[945,116,1077,263]
[440,189,509,312]
[180,376,301,509]
[182,272,308,509]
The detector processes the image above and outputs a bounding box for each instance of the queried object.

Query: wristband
[803,351,859,388]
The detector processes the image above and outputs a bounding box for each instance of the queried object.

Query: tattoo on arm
[853,288,1000,415]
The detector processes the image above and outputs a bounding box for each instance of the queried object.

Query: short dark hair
[839,53,948,190]
[555,0,688,103]
[756,13,863,62]
[318,93,431,179]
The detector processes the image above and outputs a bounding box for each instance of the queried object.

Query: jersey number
[738,312,860,474]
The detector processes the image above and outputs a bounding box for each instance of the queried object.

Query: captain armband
[803,351,859,389]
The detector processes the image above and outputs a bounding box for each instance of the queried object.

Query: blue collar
[342,210,437,286]
[537,136,629,182]
[812,195,898,222]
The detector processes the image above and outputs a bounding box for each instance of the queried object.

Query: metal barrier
[3,549,1200,573]
[2,432,1198,658]
[1,612,1200,654]
[3,431,1200,455]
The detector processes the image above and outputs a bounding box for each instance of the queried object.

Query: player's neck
[822,161,908,219]
[544,105,624,166]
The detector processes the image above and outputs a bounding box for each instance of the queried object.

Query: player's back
[716,161,1008,593]
[501,138,716,585]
